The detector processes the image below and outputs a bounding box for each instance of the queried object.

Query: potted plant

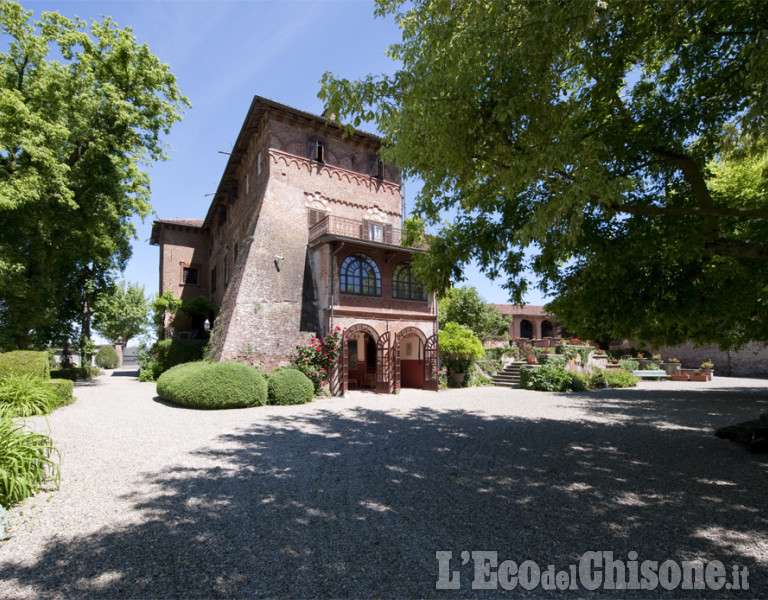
[689,369,708,382]
[671,372,690,381]
[439,322,485,387]
[701,360,714,379]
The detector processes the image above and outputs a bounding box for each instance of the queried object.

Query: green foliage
[0,351,50,380]
[94,345,119,370]
[0,414,59,508]
[49,366,99,381]
[138,338,207,382]
[438,286,511,341]
[0,2,189,350]
[439,322,485,374]
[93,281,151,344]
[46,378,74,408]
[320,0,768,349]
[156,361,268,409]
[520,364,585,392]
[0,374,57,417]
[619,359,639,372]
[603,369,641,389]
[268,369,315,405]
[290,327,342,393]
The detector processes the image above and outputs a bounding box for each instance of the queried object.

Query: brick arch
[396,326,427,345]
[342,324,379,393]
[343,323,379,342]
[396,327,428,390]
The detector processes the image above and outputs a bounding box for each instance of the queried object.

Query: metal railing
[309,214,404,246]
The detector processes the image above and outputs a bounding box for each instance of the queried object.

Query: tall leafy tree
[93,280,151,345]
[0,1,189,350]
[438,286,510,342]
[320,0,768,348]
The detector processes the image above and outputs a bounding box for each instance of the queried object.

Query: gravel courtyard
[1,368,766,598]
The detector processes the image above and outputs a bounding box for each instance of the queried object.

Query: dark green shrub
[47,379,74,408]
[50,366,100,381]
[94,345,119,369]
[0,415,59,508]
[139,339,207,381]
[0,374,58,417]
[268,369,314,405]
[0,351,50,380]
[604,369,640,388]
[157,361,267,409]
[520,364,586,392]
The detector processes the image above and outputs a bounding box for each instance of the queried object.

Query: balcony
[309,215,405,247]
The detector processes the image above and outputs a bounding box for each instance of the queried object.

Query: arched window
[541,320,554,338]
[520,319,533,339]
[393,262,426,301]
[340,254,381,296]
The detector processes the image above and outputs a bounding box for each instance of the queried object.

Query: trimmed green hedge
[0,351,50,380]
[50,366,100,381]
[268,369,314,405]
[95,346,119,369]
[157,361,267,409]
[47,379,74,408]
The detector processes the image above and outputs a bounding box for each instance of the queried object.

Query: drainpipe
[329,242,345,332]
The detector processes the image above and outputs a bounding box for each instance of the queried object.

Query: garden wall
[652,341,768,378]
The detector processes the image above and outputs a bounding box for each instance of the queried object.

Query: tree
[438,286,510,342]
[0,1,189,350]
[438,321,485,375]
[93,281,151,345]
[320,0,768,349]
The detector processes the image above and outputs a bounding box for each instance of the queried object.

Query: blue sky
[21,0,549,308]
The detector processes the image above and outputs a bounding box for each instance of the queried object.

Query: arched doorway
[396,327,427,389]
[342,324,379,392]
[520,319,534,339]
[541,320,554,338]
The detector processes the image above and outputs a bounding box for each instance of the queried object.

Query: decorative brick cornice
[269,149,402,198]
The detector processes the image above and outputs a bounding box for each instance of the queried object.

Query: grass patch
[0,415,59,508]
[0,374,58,418]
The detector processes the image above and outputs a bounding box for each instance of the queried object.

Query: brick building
[491,304,562,340]
[150,96,439,393]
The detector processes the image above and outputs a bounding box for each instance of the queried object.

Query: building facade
[151,96,439,393]
[491,304,562,340]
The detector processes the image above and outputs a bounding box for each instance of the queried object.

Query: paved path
[1,368,766,598]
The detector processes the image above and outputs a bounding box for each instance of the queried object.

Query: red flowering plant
[290,326,342,393]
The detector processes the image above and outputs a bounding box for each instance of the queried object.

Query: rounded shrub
[156,361,267,409]
[268,369,314,405]
[95,345,119,369]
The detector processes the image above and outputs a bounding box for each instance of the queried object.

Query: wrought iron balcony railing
[309,214,404,246]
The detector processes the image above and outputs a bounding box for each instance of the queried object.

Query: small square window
[309,139,324,163]
[182,266,198,285]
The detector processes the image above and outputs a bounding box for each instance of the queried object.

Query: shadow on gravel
[110,369,140,378]
[2,389,767,598]
[570,383,768,433]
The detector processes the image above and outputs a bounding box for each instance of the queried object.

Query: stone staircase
[491,361,526,389]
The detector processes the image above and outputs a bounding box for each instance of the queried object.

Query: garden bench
[632,369,670,379]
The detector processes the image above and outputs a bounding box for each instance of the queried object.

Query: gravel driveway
[1,368,766,598]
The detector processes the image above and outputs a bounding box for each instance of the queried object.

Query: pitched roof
[491,304,553,317]
[153,218,204,227]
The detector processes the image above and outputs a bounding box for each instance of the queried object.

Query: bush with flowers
[290,327,342,393]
